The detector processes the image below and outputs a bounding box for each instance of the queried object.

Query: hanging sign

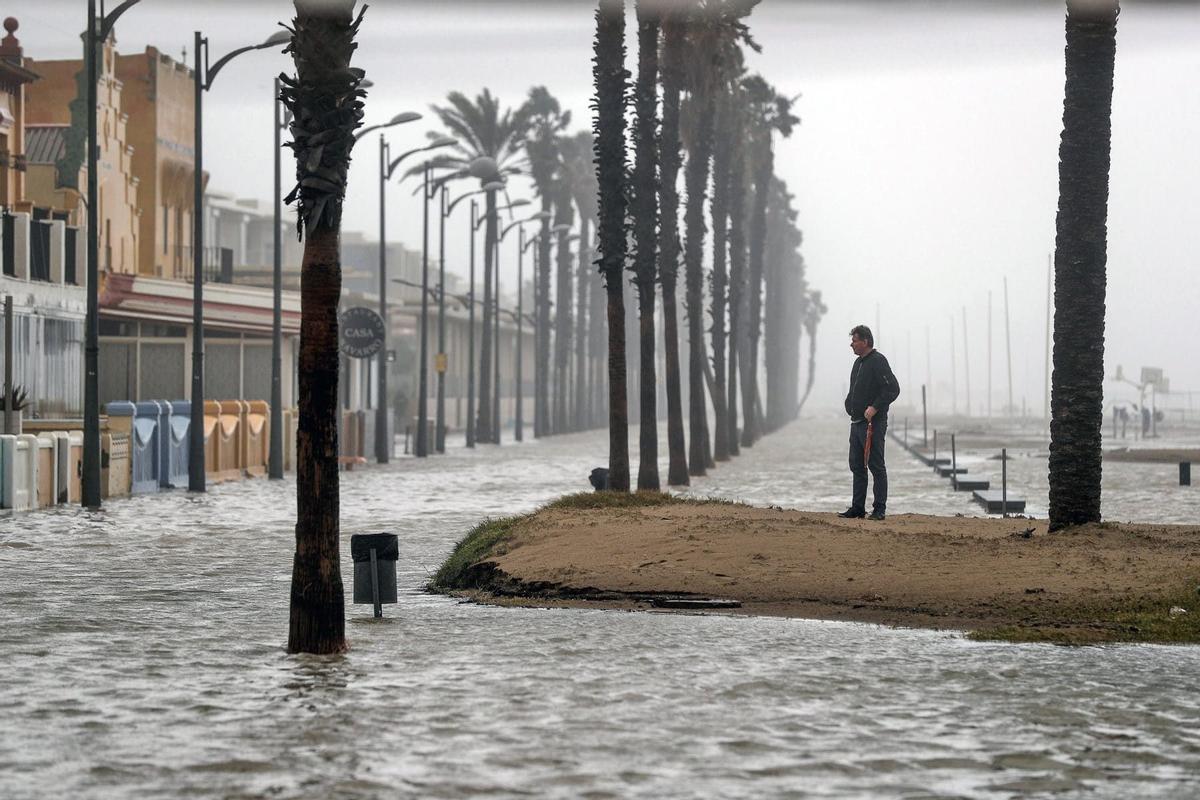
[339,307,385,359]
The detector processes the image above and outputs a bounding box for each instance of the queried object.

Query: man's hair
[849,325,873,347]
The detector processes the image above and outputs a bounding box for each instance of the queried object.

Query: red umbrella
[863,421,874,464]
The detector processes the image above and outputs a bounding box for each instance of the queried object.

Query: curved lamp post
[500,210,551,442]
[188,28,289,493]
[360,113,425,465]
[83,0,145,509]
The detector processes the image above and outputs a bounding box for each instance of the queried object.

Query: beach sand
[436,496,1200,643]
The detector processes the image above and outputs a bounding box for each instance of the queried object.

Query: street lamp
[500,210,551,442]
[389,141,456,458]
[188,28,289,493]
[84,0,144,509]
[364,116,427,466]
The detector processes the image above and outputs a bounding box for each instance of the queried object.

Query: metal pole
[188,31,206,493]
[83,1,101,508]
[987,290,992,419]
[961,305,970,417]
[375,135,390,464]
[1004,276,1014,420]
[466,199,476,448]
[369,547,382,619]
[269,77,284,479]
[416,161,429,458]
[950,315,957,417]
[515,226,524,442]
[922,384,927,447]
[493,235,500,444]
[4,296,12,436]
[436,185,446,453]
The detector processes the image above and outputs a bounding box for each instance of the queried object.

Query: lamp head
[429,136,457,149]
[507,199,531,209]
[532,211,552,221]
[482,180,506,192]
[263,30,292,47]
[469,156,499,180]
[391,111,422,125]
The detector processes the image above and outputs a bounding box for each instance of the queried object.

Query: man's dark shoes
[838,507,866,519]
[868,511,886,521]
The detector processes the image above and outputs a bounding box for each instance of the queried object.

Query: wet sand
[439,497,1200,643]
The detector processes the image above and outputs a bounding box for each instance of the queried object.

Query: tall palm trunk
[476,189,497,443]
[726,128,748,456]
[594,0,630,492]
[658,11,689,485]
[683,92,715,476]
[574,218,591,431]
[535,208,552,437]
[282,0,364,655]
[708,91,733,461]
[743,141,771,446]
[553,193,575,434]
[589,228,607,429]
[633,2,660,491]
[1048,0,1118,531]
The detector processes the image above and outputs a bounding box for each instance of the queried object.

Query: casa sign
[339,307,385,358]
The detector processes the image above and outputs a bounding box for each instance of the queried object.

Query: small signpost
[339,306,385,359]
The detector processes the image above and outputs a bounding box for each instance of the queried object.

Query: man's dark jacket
[844,350,900,421]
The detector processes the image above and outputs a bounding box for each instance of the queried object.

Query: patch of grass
[969,583,1200,645]
[430,514,527,592]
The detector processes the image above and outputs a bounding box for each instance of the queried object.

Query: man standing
[840,325,900,520]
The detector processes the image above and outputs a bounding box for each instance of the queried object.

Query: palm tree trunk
[476,189,496,442]
[535,208,552,437]
[595,0,630,492]
[726,132,747,456]
[658,11,688,486]
[574,218,591,431]
[708,92,733,461]
[633,2,660,491]
[743,142,771,447]
[283,0,363,655]
[589,228,607,429]
[683,94,715,476]
[1048,0,1118,531]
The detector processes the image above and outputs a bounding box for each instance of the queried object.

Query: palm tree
[1048,0,1119,531]
[552,169,576,434]
[726,91,749,456]
[797,289,825,414]
[763,176,805,430]
[281,0,366,655]
[524,88,570,438]
[632,0,661,491]
[594,0,630,492]
[742,73,798,446]
[422,89,532,443]
[657,5,689,485]
[558,130,599,433]
[680,0,759,475]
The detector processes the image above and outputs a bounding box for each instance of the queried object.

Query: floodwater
[2,416,1198,799]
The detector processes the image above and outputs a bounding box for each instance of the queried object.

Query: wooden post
[1001,447,1008,517]
[951,433,957,490]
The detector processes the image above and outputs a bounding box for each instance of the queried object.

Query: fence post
[1001,447,1008,517]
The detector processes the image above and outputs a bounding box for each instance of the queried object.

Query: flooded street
[2,417,1199,799]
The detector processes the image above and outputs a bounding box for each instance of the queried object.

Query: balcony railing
[173,245,234,284]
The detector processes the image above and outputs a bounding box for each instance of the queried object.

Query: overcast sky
[17,0,1200,415]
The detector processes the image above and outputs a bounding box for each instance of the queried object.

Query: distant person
[839,325,900,521]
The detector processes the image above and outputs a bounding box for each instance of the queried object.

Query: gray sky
[18,1,1200,414]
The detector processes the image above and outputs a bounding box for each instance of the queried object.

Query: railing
[174,245,234,284]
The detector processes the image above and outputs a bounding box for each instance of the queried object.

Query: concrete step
[972,490,1026,513]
